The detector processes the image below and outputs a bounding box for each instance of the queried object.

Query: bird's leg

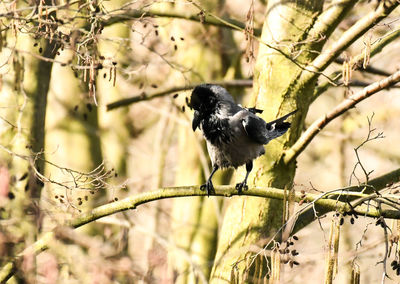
[200,165,219,196]
[235,161,253,193]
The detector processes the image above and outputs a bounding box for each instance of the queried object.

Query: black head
[189,84,234,112]
[189,84,234,131]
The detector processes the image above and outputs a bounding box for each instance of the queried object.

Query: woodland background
[1,0,400,283]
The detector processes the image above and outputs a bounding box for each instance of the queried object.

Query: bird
[189,84,297,195]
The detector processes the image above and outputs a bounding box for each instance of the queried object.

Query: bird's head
[189,84,234,131]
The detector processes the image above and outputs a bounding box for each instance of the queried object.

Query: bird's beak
[192,111,201,131]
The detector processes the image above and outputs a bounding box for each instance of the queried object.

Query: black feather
[247,107,263,114]
[201,116,232,145]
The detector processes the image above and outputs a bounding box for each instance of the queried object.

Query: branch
[300,1,399,85]
[105,72,400,111]
[345,79,400,88]
[313,26,400,101]
[2,164,400,282]
[106,79,253,110]
[103,6,314,79]
[0,6,256,34]
[350,26,400,70]
[292,167,400,235]
[103,8,261,36]
[284,69,400,164]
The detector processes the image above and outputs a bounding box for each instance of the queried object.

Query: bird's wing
[246,107,263,114]
[240,109,297,144]
[265,110,297,128]
[240,113,270,144]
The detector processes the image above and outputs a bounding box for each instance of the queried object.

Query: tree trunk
[0,5,58,280]
[210,1,324,282]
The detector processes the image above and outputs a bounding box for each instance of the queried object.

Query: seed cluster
[391,260,400,275]
[279,235,300,268]
[336,211,359,226]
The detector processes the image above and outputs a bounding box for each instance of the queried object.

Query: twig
[284,69,400,164]
[376,203,390,283]
[0,144,116,210]
[349,113,385,185]
[102,8,261,35]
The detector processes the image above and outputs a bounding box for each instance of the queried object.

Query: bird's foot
[235,182,248,194]
[200,180,215,196]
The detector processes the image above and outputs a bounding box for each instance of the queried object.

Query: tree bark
[210,1,325,282]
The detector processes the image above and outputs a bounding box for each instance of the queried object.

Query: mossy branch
[1,167,400,282]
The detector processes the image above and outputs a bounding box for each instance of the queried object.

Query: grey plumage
[189,84,297,195]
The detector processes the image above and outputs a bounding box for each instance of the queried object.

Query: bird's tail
[265,110,297,140]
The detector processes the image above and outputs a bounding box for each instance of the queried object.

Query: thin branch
[105,76,400,111]
[103,8,261,36]
[161,1,318,81]
[351,26,400,69]
[106,79,253,110]
[347,80,400,88]
[349,113,385,185]
[284,69,400,164]
[376,204,390,283]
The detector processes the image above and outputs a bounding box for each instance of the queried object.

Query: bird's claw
[235,182,248,194]
[200,180,215,196]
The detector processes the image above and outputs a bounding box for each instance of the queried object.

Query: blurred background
[0,0,400,283]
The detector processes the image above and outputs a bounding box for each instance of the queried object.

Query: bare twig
[292,167,400,234]
[0,144,117,204]
[376,206,390,283]
[349,113,385,185]
[284,69,400,164]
